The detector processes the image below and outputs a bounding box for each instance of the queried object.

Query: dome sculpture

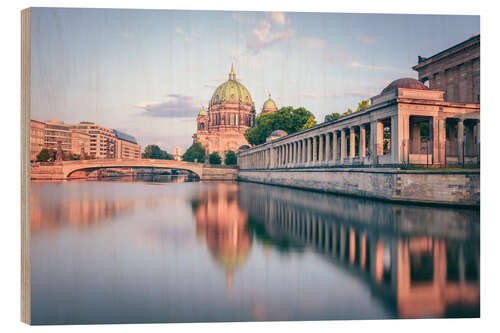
[261,94,278,114]
[381,78,429,94]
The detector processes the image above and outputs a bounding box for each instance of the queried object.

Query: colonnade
[238,112,480,169]
[239,116,397,169]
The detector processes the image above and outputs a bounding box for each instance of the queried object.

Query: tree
[224,150,237,165]
[302,116,317,130]
[245,106,316,146]
[324,113,342,122]
[323,99,371,123]
[208,152,222,165]
[182,142,205,162]
[356,99,370,112]
[36,148,56,162]
[142,144,174,160]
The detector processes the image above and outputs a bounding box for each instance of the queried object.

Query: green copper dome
[210,65,253,107]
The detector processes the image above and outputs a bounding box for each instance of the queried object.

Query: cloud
[359,36,377,45]
[323,50,407,73]
[247,20,295,52]
[344,90,376,97]
[268,12,287,26]
[136,94,200,118]
[301,90,376,99]
[175,27,200,41]
[350,61,407,73]
[301,91,339,99]
[298,37,327,49]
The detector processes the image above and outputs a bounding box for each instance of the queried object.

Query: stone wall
[238,168,479,206]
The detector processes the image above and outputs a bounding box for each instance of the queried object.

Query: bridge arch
[61,159,204,179]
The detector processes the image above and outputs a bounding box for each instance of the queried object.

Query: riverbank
[238,168,480,207]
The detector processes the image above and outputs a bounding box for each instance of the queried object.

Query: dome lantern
[229,63,236,81]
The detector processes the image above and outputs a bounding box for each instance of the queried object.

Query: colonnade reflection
[234,182,479,318]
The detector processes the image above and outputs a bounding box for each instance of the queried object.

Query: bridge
[30,159,237,181]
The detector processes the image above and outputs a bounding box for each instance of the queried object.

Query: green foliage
[356,99,370,112]
[302,116,317,130]
[208,152,222,165]
[324,99,371,123]
[224,150,237,165]
[324,113,342,122]
[36,148,56,162]
[182,142,205,162]
[244,106,316,146]
[142,144,174,160]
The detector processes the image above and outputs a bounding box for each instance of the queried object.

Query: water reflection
[30,179,479,324]
[236,182,480,318]
[192,183,251,292]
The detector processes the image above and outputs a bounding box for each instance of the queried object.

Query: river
[30,176,480,324]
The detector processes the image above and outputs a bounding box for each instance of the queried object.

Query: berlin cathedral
[193,64,277,160]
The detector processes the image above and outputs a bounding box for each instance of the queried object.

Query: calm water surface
[30,176,480,324]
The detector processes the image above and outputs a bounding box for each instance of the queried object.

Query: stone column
[370,121,379,165]
[391,115,399,164]
[286,144,290,167]
[438,117,446,167]
[457,119,464,164]
[341,129,347,162]
[431,116,439,166]
[325,133,331,163]
[377,121,384,156]
[292,142,296,166]
[350,127,356,159]
[332,131,338,164]
[305,138,311,164]
[398,114,410,165]
[319,135,324,163]
[302,139,306,164]
[360,125,366,158]
[312,136,318,164]
[280,146,284,166]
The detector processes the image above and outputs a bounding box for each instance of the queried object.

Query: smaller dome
[238,145,250,151]
[198,107,208,117]
[262,94,278,114]
[270,130,288,137]
[263,98,277,110]
[381,78,428,94]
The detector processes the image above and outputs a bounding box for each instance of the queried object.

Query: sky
[30,8,479,152]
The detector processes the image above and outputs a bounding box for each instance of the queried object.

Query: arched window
[200,122,205,130]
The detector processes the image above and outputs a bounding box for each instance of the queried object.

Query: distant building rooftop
[113,129,138,144]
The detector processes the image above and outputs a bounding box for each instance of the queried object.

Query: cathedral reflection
[192,183,252,291]
[235,182,480,318]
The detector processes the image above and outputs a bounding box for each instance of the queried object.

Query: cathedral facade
[195,65,265,160]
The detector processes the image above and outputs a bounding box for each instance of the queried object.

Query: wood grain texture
[21,7,31,325]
